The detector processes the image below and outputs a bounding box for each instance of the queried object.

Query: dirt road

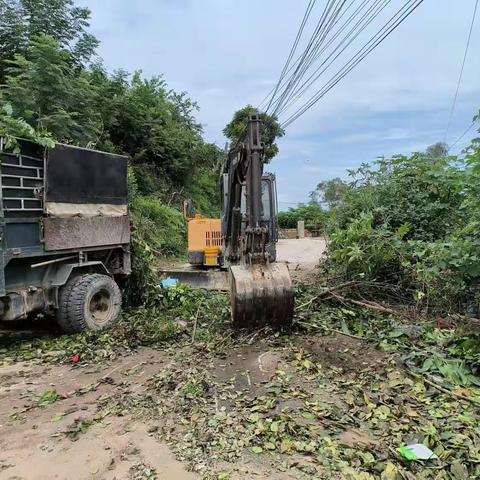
[277,237,326,266]
[1,302,476,479]
[0,349,195,480]
[277,237,326,279]
[156,237,327,289]
[0,333,387,480]
[1,238,468,479]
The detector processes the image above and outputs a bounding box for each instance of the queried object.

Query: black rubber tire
[56,273,122,333]
[56,275,80,333]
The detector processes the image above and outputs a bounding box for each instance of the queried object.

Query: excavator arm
[222,112,294,329]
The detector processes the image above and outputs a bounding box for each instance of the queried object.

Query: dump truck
[0,138,130,332]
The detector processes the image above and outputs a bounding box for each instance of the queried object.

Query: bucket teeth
[229,263,294,329]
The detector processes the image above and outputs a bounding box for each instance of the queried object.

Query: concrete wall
[278,228,312,239]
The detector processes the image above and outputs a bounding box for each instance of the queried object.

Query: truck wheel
[56,274,122,333]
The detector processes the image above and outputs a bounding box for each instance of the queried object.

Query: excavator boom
[222,112,294,329]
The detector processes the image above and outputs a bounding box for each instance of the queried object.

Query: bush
[132,196,186,257]
[126,195,186,306]
[324,131,480,313]
[278,203,327,231]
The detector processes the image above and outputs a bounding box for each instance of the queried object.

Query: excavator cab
[185,173,278,268]
[224,172,278,263]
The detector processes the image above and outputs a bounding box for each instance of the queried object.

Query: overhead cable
[444,0,479,142]
[280,0,425,128]
[276,0,392,116]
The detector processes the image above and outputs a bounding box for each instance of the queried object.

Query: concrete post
[297,220,305,239]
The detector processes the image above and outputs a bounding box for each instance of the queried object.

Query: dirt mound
[297,332,388,373]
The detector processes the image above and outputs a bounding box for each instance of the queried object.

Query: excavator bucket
[229,262,294,329]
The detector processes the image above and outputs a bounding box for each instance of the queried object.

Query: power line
[269,0,342,115]
[277,0,391,116]
[281,0,421,126]
[270,0,351,116]
[449,120,478,150]
[444,0,479,142]
[265,0,317,112]
[281,0,425,128]
[259,0,358,111]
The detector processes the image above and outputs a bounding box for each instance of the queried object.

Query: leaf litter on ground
[2,282,480,479]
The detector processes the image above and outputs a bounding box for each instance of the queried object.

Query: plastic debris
[161,278,179,289]
[73,354,80,364]
[398,443,438,461]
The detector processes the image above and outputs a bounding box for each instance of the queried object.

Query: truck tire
[56,274,122,333]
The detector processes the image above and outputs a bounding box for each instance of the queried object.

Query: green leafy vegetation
[0,285,229,364]
[0,0,225,296]
[309,177,349,207]
[3,283,480,478]
[223,105,284,161]
[37,390,60,407]
[2,2,480,478]
[278,203,327,232]
[323,130,480,314]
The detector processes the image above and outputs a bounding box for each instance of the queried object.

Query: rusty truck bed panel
[43,216,130,251]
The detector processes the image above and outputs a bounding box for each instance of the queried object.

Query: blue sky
[79,0,480,208]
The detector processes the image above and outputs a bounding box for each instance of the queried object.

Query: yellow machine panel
[187,215,223,266]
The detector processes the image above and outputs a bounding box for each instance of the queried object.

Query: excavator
[184,112,294,329]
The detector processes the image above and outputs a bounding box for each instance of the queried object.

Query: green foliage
[0,0,98,81]
[0,100,55,149]
[1,0,222,190]
[0,0,225,310]
[92,70,210,185]
[2,36,217,191]
[330,154,466,241]
[222,105,284,161]
[0,285,229,364]
[328,212,406,280]
[127,195,187,306]
[0,0,223,266]
[37,389,60,407]
[4,35,101,145]
[425,141,449,159]
[278,203,327,232]
[325,122,480,313]
[310,177,348,207]
[132,196,186,257]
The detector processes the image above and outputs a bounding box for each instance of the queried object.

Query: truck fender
[47,261,110,288]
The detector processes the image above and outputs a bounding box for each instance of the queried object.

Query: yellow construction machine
[184,112,294,329]
[183,203,223,267]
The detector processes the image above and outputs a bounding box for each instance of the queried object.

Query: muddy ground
[0,333,387,480]
[0,238,328,480]
[0,349,195,480]
[277,237,326,282]
[1,239,478,479]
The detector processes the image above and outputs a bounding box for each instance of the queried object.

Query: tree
[0,100,55,149]
[310,177,348,207]
[223,105,284,161]
[3,35,101,144]
[277,203,326,231]
[0,0,98,73]
[0,1,28,82]
[425,142,449,159]
[96,71,207,184]
[0,0,222,208]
